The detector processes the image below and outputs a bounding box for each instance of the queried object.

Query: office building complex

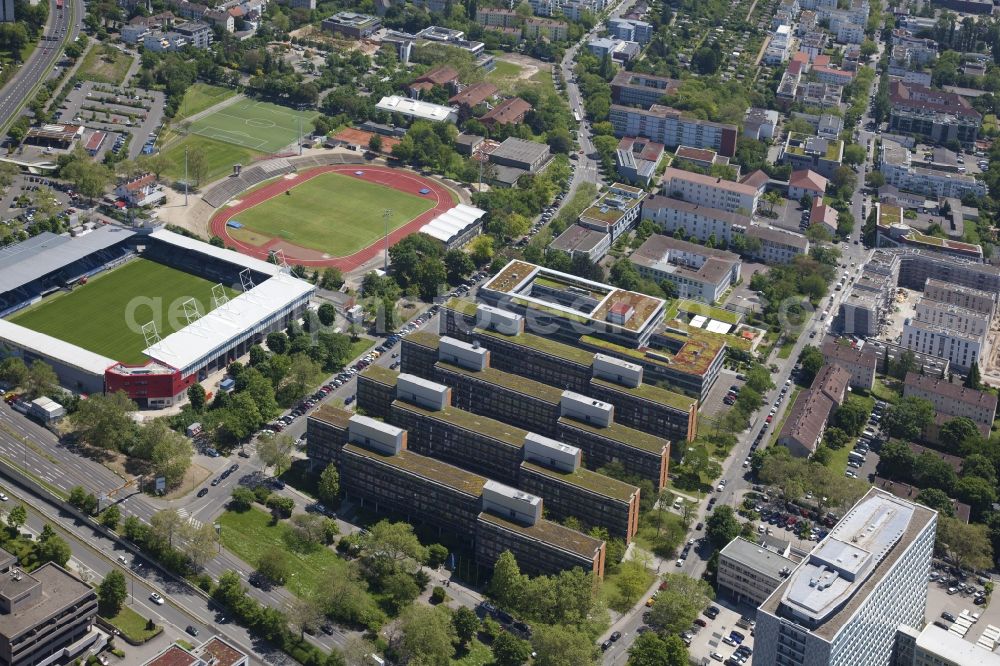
[577,183,646,242]
[0,550,101,666]
[879,140,987,199]
[888,81,981,146]
[641,195,751,246]
[609,105,738,157]
[755,489,937,666]
[718,537,796,606]
[630,234,742,304]
[893,623,1000,666]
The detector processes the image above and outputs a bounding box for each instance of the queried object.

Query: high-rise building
[754,489,936,666]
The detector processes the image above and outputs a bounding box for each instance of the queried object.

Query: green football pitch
[231,172,436,257]
[9,259,236,364]
[186,98,320,153]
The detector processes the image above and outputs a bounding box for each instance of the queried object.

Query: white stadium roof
[0,319,116,376]
[144,272,314,375]
[147,228,281,277]
[419,204,486,244]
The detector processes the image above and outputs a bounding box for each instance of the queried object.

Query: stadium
[0,226,315,408]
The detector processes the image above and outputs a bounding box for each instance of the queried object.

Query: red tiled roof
[889,81,981,119]
[481,97,531,125]
[197,637,247,666]
[789,169,828,193]
[415,64,460,86]
[449,82,499,108]
[144,646,200,666]
[124,174,156,191]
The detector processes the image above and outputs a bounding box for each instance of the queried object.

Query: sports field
[231,172,436,257]
[10,259,236,364]
[175,83,238,121]
[186,98,320,153]
[161,134,262,186]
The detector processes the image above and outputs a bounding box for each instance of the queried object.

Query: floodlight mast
[141,321,161,348]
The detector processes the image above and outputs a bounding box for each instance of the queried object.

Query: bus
[573,110,581,123]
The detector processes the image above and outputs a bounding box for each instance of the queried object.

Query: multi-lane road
[0,0,81,133]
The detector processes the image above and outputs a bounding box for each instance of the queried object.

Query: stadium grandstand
[0,226,315,407]
[418,204,486,249]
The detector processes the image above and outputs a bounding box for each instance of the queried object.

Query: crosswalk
[176,507,203,530]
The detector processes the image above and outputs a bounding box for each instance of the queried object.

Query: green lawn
[161,134,262,186]
[187,98,319,153]
[78,44,131,85]
[218,507,359,599]
[872,376,901,404]
[103,606,162,643]
[175,83,237,121]
[232,172,435,257]
[452,639,494,666]
[10,259,236,364]
[823,441,853,471]
[767,386,803,447]
[487,59,524,83]
[601,562,656,613]
[777,338,796,359]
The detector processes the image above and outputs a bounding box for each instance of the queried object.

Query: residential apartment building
[523,17,568,41]
[913,297,990,337]
[744,107,780,141]
[776,363,850,457]
[549,224,612,261]
[902,372,998,438]
[755,490,936,666]
[746,225,811,265]
[780,133,844,179]
[174,20,212,47]
[608,17,652,44]
[718,537,796,606]
[610,71,681,108]
[764,24,792,64]
[894,623,1000,666]
[640,195,751,245]
[609,105,738,157]
[577,183,646,242]
[630,234,742,304]
[788,170,828,201]
[821,340,877,390]
[888,81,982,145]
[660,168,762,214]
[839,289,883,338]
[0,550,101,666]
[895,249,1000,293]
[879,140,987,199]
[476,7,519,28]
[902,318,983,371]
[615,136,664,186]
[923,278,996,317]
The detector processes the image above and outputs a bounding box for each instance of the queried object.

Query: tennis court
[186,99,320,154]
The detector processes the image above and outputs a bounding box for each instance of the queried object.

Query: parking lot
[926,568,997,645]
[685,600,756,665]
[57,81,166,159]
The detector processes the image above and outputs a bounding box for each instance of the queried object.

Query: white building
[718,537,796,606]
[880,140,987,199]
[895,624,1000,666]
[630,234,741,304]
[765,24,793,64]
[902,317,983,371]
[375,96,458,123]
[755,489,937,666]
[641,195,751,245]
[913,297,990,337]
[660,167,762,214]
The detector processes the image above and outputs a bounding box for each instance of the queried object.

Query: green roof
[360,364,399,387]
[393,399,528,448]
[444,297,479,316]
[589,376,696,412]
[558,415,669,454]
[673,299,743,325]
[521,460,638,502]
[475,326,595,366]
[344,443,487,496]
[435,360,565,404]
[310,404,353,429]
[581,331,733,378]
[404,330,441,350]
[478,510,603,558]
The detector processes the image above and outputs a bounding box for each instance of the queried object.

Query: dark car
[695,522,704,530]
[197,488,209,498]
[942,611,957,622]
[704,606,720,619]
[601,640,613,651]
[229,464,239,473]
[610,631,621,642]
[186,625,199,637]
[210,477,221,486]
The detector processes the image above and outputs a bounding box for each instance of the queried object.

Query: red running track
[209,165,456,270]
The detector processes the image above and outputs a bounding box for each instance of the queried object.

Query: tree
[320,267,344,291]
[832,166,857,196]
[916,488,955,517]
[937,516,994,571]
[616,559,650,606]
[36,529,71,567]
[745,364,775,394]
[187,384,206,411]
[290,513,329,547]
[97,570,128,616]
[101,504,121,531]
[24,361,57,398]
[940,417,982,453]
[706,506,741,549]
[396,605,457,666]
[489,550,526,610]
[317,464,340,506]
[288,595,325,639]
[184,522,220,568]
[317,303,337,327]
[493,630,533,666]
[0,357,28,387]
[843,144,867,166]
[150,509,186,549]
[256,433,295,476]
[445,249,475,284]
[360,520,427,577]
[6,504,26,530]
[186,147,209,186]
[369,134,383,153]
[230,486,255,511]
[955,476,997,520]
[265,495,294,519]
[798,345,825,384]
[257,549,290,585]
[627,632,688,666]
[646,574,715,635]
[965,361,982,389]
[69,486,99,515]
[72,391,137,451]
[453,606,480,646]
[266,332,288,355]
[883,396,935,440]
[139,421,193,488]
[963,454,997,484]
[531,624,598,666]
[832,397,870,436]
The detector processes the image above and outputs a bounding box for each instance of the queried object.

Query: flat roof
[435,359,565,404]
[521,460,638,502]
[148,228,280,277]
[0,226,136,295]
[375,95,457,122]
[490,137,551,164]
[720,536,796,580]
[589,375,696,412]
[0,319,116,376]
[343,442,487,496]
[393,399,528,448]
[915,624,1000,665]
[360,364,400,387]
[557,414,668,455]
[308,404,353,429]
[473,324,596,366]
[144,272,315,374]
[403,330,441,350]
[0,563,95,641]
[478,510,604,560]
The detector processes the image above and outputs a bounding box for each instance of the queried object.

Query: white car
[0,492,7,501]
[117,555,128,565]
[149,592,165,605]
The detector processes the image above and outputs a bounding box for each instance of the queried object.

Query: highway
[0,0,81,133]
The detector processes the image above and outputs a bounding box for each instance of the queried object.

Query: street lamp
[383,209,392,272]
